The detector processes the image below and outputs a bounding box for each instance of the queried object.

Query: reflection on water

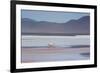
[21,35,90,63]
[21,48,90,63]
[22,52,90,63]
[22,35,90,48]
[80,53,90,57]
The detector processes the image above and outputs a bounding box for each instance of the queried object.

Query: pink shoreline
[22,48,90,54]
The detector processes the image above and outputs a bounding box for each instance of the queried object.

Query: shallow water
[22,52,90,63]
[21,48,90,63]
[21,35,90,63]
[22,35,90,48]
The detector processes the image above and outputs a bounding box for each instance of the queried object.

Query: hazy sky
[21,10,89,23]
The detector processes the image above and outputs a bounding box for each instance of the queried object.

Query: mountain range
[21,16,90,35]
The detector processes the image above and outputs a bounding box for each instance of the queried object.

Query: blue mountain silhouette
[21,16,90,35]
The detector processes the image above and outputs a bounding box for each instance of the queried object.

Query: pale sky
[21,10,89,23]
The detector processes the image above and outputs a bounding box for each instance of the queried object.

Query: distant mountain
[21,16,90,35]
